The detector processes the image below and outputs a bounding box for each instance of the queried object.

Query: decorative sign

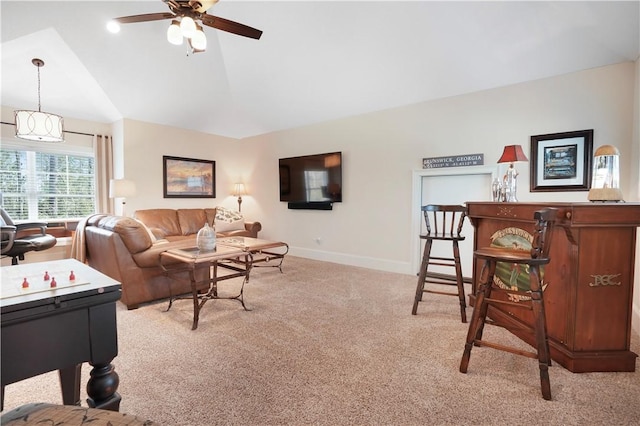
[488,226,549,302]
[422,153,484,169]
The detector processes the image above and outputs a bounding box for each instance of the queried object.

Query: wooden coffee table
[159,245,251,330]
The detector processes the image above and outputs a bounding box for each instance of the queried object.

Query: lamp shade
[497,145,528,163]
[15,110,64,143]
[588,144,623,201]
[167,20,183,45]
[109,179,136,198]
[180,16,196,38]
[191,25,207,50]
[232,183,246,196]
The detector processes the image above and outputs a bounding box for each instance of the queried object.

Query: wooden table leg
[86,362,121,411]
[59,364,82,406]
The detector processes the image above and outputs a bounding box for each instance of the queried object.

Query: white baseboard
[289,246,413,275]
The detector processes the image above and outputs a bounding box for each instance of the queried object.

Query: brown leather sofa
[83,208,261,309]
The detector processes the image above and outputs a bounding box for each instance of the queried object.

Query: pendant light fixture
[14,58,64,143]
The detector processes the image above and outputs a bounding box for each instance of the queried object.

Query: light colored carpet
[3,256,640,425]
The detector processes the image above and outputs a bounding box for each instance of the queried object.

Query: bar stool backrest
[422,204,467,240]
[531,208,558,260]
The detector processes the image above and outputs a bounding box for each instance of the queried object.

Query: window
[0,146,96,221]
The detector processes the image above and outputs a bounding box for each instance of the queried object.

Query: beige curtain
[72,135,113,262]
[94,134,114,214]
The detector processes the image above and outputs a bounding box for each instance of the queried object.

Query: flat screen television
[279,152,342,204]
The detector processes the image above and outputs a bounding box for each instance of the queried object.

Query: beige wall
[2,61,639,332]
[238,62,637,268]
[117,119,241,216]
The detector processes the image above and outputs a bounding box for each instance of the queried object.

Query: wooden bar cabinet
[465,201,640,373]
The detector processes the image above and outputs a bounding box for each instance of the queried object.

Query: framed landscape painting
[530,129,593,192]
[163,156,216,198]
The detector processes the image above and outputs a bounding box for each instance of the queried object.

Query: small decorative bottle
[196,223,216,252]
[491,178,501,202]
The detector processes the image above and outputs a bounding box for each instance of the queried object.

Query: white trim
[290,247,411,275]
[410,166,499,275]
[1,137,93,155]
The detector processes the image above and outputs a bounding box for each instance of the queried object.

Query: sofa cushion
[134,209,181,238]
[177,209,209,236]
[135,219,157,243]
[215,206,245,232]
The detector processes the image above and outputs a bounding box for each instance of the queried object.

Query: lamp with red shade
[497,145,528,202]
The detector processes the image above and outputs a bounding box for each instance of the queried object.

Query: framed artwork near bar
[530,129,593,192]
[163,155,216,198]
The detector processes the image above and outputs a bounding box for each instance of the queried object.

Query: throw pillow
[215,206,245,233]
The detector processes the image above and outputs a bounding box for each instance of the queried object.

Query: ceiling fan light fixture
[191,25,207,50]
[167,20,183,45]
[180,16,196,38]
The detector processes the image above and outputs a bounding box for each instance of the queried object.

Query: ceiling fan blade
[114,12,175,24]
[201,14,262,40]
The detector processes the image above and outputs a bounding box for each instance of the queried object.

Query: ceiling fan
[112,0,262,52]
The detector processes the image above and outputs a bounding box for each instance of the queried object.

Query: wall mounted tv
[279,151,342,210]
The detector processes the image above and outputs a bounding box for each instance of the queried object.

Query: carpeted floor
[3,256,640,425]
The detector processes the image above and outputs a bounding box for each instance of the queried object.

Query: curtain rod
[0,121,95,137]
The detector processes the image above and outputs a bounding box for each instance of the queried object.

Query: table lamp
[497,145,528,202]
[232,183,246,212]
[588,145,623,202]
[109,179,136,217]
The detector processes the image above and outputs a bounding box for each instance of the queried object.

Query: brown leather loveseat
[83,208,261,309]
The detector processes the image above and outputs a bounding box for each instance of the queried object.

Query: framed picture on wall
[530,129,593,192]
[163,156,216,198]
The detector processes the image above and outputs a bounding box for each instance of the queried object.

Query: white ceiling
[2,1,639,139]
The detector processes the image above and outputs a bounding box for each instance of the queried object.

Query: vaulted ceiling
[2,1,639,139]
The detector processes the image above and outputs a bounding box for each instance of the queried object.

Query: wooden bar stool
[412,204,468,322]
[459,207,558,400]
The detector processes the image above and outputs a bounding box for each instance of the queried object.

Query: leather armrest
[245,221,262,234]
[1,225,17,233]
[148,227,166,239]
[1,225,16,253]
[14,221,48,234]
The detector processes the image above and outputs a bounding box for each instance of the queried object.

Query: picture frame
[163,155,216,198]
[530,129,593,192]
